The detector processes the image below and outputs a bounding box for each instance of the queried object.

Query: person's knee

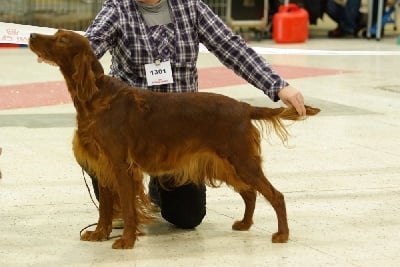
[162,208,206,229]
[157,182,207,229]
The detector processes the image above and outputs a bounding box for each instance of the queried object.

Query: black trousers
[90,174,206,229]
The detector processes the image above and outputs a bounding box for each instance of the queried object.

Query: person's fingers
[293,93,306,116]
[277,86,308,116]
[282,91,306,116]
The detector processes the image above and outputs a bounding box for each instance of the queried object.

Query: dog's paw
[272,231,289,243]
[112,238,135,249]
[80,230,109,242]
[232,220,253,231]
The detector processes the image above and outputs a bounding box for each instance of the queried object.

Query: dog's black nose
[30,33,37,40]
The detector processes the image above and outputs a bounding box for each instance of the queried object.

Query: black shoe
[328,27,356,38]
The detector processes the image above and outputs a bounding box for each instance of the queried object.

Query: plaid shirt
[85,0,288,101]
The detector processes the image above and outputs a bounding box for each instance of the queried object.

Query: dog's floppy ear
[72,53,99,102]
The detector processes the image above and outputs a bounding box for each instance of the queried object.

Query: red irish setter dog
[29,30,320,249]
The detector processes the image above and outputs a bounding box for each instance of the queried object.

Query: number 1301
[150,69,167,75]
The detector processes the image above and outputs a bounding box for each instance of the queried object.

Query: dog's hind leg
[232,159,289,243]
[232,189,257,231]
[80,185,113,242]
[254,176,289,243]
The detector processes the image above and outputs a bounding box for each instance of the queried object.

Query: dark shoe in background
[328,27,357,38]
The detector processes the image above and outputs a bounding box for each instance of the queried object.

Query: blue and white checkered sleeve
[85,0,119,59]
[196,1,288,102]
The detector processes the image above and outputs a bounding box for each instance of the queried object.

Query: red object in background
[0,44,19,48]
[273,4,309,44]
[0,44,27,48]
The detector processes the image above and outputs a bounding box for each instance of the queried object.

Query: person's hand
[278,85,306,116]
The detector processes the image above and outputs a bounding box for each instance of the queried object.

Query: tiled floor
[1,19,400,267]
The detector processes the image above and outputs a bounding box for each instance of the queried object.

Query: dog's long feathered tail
[250,105,320,144]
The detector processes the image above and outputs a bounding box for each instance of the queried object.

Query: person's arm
[196,1,306,115]
[85,0,119,59]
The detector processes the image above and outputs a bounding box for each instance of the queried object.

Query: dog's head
[29,29,104,102]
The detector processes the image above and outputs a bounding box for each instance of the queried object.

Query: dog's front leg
[111,168,138,249]
[81,185,113,242]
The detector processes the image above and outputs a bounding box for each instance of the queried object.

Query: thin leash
[79,168,99,237]
[80,168,121,240]
[82,168,99,210]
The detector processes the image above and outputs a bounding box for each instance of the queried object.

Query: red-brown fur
[29,30,320,249]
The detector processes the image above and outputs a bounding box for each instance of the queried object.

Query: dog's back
[92,77,318,155]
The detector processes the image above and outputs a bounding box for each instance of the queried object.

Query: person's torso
[110,0,200,92]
